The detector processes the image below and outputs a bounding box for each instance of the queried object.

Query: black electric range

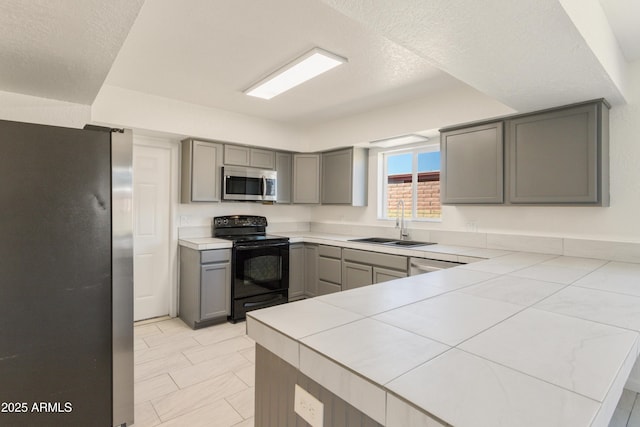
[213,215,289,321]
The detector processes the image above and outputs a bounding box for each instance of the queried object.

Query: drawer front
[342,248,407,271]
[201,249,231,264]
[318,257,341,284]
[318,245,342,259]
[317,280,341,296]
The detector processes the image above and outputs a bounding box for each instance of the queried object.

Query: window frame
[378,143,441,222]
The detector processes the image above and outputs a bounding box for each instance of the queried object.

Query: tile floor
[133,317,255,427]
[132,316,639,427]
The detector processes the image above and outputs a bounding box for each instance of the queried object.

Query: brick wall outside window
[386,172,441,219]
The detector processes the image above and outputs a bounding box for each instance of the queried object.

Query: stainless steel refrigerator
[0,119,134,426]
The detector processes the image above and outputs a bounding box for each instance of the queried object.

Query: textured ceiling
[0,0,638,124]
[320,0,632,112]
[104,0,462,126]
[0,0,144,104]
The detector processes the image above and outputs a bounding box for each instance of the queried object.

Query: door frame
[133,135,180,318]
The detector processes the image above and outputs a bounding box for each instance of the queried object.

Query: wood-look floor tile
[234,364,255,387]
[133,401,161,427]
[135,353,193,383]
[225,387,255,419]
[231,417,254,427]
[193,322,247,346]
[135,336,201,365]
[183,336,254,365]
[135,374,179,404]
[155,399,243,427]
[151,371,248,421]
[239,346,255,364]
[169,351,251,389]
[134,323,163,339]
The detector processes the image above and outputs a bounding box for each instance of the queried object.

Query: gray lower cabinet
[293,154,321,204]
[303,244,318,297]
[343,261,373,290]
[181,139,223,203]
[179,247,231,329]
[275,152,292,204]
[288,243,304,300]
[440,122,504,204]
[342,248,408,290]
[507,101,609,205]
[321,147,368,206]
[373,266,407,283]
[317,245,342,295]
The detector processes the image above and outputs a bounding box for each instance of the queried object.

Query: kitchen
[1,0,640,426]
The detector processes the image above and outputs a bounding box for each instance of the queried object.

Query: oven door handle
[261,176,267,198]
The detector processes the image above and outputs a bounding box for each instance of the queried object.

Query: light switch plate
[294,384,324,427]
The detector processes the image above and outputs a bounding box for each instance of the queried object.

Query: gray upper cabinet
[181,139,222,203]
[440,99,609,206]
[507,101,609,205]
[321,147,368,206]
[224,144,275,169]
[440,122,504,204]
[293,153,321,204]
[275,152,292,204]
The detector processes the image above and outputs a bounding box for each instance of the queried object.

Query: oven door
[233,242,289,300]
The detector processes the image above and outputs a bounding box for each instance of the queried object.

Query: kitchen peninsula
[246,247,640,427]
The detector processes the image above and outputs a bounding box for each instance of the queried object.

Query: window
[379,145,441,220]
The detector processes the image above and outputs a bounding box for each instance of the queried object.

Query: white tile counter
[178,237,232,250]
[247,254,640,427]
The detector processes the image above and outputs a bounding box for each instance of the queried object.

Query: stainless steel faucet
[395,199,409,240]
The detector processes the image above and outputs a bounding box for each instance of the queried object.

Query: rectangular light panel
[245,48,347,100]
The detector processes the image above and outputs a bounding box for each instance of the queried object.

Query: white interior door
[133,141,172,321]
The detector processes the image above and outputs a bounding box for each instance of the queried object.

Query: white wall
[0,90,91,129]
[92,85,309,152]
[310,60,640,242]
[304,83,514,151]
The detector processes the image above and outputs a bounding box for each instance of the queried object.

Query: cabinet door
[275,152,292,204]
[507,103,599,203]
[318,257,341,284]
[191,140,221,202]
[293,154,320,204]
[441,122,504,204]
[373,266,407,284]
[250,148,275,169]
[200,262,231,320]
[321,148,353,204]
[342,261,373,290]
[224,145,251,166]
[317,280,341,296]
[304,244,318,297]
[289,244,304,300]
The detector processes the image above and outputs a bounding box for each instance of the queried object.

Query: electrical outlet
[180,215,191,226]
[294,384,324,427]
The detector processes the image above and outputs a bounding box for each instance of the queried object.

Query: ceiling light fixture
[244,47,347,100]
[369,134,430,148]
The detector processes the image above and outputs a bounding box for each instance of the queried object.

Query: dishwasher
[409,257,464,275]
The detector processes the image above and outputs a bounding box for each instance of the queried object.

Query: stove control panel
[213,215,267,228]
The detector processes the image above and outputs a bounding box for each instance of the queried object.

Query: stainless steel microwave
[222,166,277,201]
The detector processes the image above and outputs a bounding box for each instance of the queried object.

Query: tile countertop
[247,253,640,427]
[179,231,512,262]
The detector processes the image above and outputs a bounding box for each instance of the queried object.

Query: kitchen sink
[348,237,435,247]
[349,237,396,244]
